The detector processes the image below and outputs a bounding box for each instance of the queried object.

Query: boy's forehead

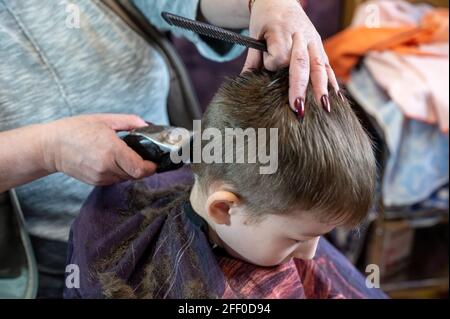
[267,209,338,237]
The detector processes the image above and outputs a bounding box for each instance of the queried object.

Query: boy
[64,69,386,299]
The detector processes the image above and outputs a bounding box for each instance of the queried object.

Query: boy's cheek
[214,220,292,266]
[218,232,291,266]
[215,228,262,263]
[216,229,256,259]
[225,245,287,267]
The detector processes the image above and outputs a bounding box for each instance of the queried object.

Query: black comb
[161,11,267,52]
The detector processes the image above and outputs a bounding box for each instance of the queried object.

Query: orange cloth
[324,9,449,81]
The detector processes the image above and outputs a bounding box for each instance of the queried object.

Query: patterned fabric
[64,167,386,299]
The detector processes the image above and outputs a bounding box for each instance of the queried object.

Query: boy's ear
[206,191,240,225]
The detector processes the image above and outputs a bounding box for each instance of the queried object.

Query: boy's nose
[293,237,320,260]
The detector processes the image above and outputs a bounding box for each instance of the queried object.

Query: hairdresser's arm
[200,0,340,113]
[0,114,156,193]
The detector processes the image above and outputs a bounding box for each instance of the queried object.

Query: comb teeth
[162,12,267,52]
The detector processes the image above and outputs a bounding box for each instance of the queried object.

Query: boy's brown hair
[191,68,376,227]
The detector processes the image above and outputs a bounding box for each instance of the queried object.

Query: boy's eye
[293,239,310,244]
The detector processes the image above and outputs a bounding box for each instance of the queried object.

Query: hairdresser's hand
[241,0,340,115]
[42,114,157,185]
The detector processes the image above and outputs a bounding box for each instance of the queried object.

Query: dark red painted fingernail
[338,90,346,102]
[294,97,305,120]
[321,95,331,113]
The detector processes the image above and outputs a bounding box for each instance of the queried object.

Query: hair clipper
[122,123,193,173]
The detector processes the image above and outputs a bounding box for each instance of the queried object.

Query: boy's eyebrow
[299,225,338,238]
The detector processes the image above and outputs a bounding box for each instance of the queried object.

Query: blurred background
[168,0,449,299]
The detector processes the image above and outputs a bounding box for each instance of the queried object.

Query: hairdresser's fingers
[241,48,263,73]
[308,42,330,112]
[114,140,157,180]
[74,148,131,185]
[288,33,309,115]
[95,114,148,132]
[93,173,124,186]
[320,47,340,94]
[112,159,133,181]
[75,167,123,186]
[263,29,293,71]
[90,157,134,185]
[326,60,340,95]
